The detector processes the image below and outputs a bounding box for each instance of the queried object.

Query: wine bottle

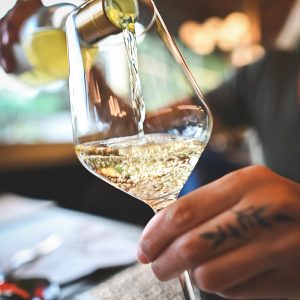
[0,0,138,87]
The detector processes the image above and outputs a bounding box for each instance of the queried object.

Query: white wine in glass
[66,0,212,298]
[75,134,206,212]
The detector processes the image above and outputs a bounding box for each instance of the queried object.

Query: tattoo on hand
[200,205,294,249]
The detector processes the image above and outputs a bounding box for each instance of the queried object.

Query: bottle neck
[75,0,120,44]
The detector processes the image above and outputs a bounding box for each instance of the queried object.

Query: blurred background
[0,0,297,225]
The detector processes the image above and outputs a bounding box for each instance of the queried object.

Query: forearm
[0,0,43,73]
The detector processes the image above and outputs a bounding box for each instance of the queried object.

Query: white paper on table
[0,194,143,284]
[0,193,55,224]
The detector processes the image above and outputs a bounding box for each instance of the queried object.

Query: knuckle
[177,237,200,268]
[245,164,269,175]
[273,184,300,213]
[223,165,273,193]
[234,165,268,180]
[193,265,219,293]
[151,262,168,281]
[223,168,249,186]
[166,201,193,229]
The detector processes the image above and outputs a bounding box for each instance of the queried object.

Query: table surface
[0,193,143,299]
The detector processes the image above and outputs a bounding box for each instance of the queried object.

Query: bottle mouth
[97,18,155,49]
[103,0,139,30]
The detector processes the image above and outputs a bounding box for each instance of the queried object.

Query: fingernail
[137,246,149,264]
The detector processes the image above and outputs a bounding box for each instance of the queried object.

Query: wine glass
[65,0,213,298]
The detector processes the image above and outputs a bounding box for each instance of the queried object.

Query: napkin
[0,193,142,284]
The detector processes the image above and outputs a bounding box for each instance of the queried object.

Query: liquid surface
[75,134,205,211]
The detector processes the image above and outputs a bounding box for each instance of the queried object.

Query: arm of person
[204,51,275,134]
[205,71,249,130]
[137,165,300,299]
[0,0,43,73]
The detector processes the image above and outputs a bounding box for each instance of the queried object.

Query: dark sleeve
[204,53,273,128]
[204,69,248,128]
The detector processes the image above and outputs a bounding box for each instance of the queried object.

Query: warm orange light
[189,25,216,55]
[203,17,222,40]
[217,12,252,52]
[178,12,257,57]
[178,20,200,47]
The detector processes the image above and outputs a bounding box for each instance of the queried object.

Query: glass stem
[153,208,201,299]
[179,270,202,300]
